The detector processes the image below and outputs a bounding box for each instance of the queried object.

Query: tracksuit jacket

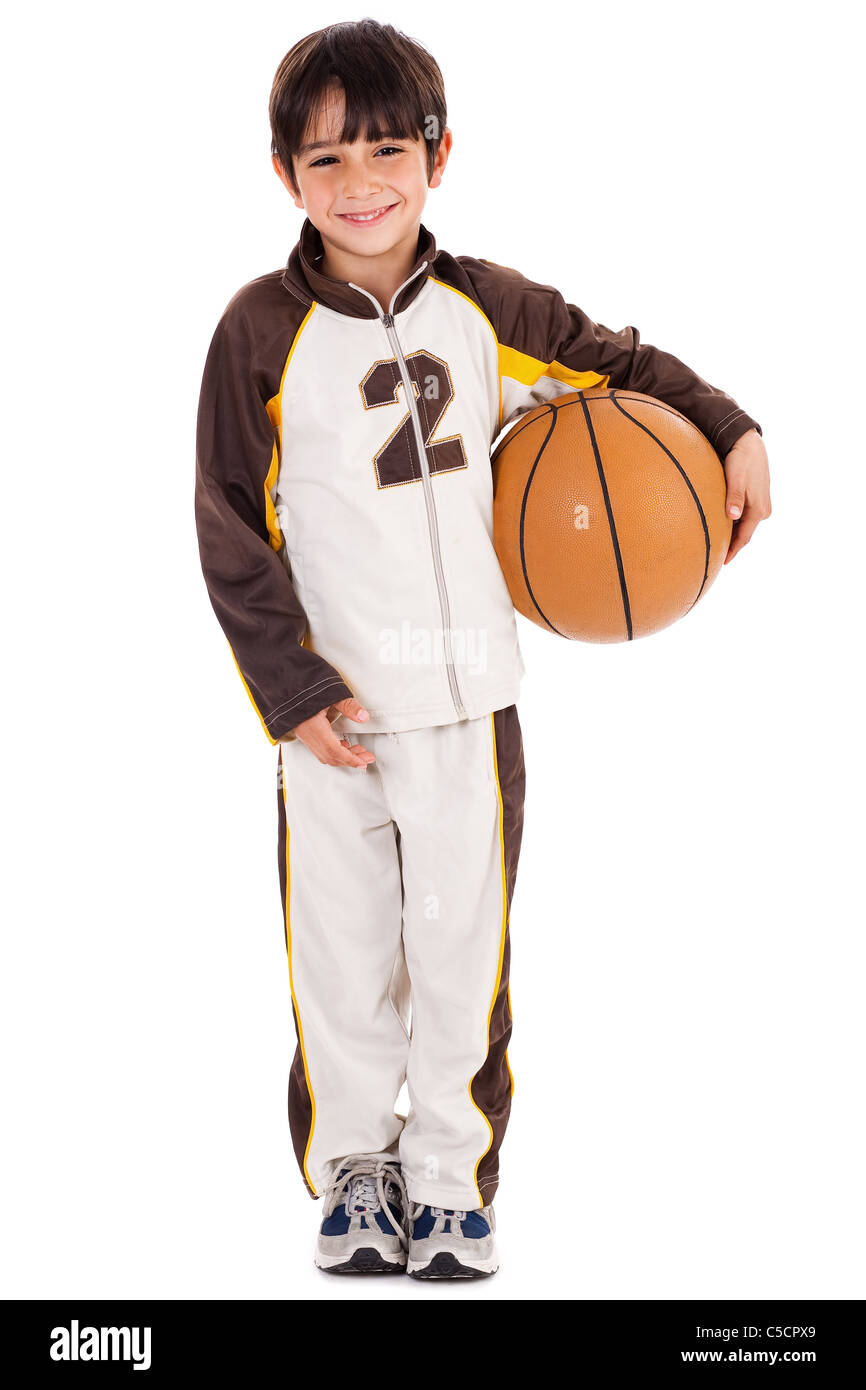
[194,216,762,743]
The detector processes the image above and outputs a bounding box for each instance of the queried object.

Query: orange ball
[492,388,732,642]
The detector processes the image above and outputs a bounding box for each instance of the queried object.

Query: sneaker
[314,1155,409,1274]
[407,1204,499,1279]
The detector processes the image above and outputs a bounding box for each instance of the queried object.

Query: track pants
[276,705,525,1211]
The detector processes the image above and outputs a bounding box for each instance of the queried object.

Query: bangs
[298,76,429,153]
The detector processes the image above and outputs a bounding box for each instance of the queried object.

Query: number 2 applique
[359,349,468,489]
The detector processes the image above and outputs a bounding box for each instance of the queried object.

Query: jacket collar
[282,216,437,320]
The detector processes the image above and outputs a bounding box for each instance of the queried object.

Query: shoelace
[349,1173,380,1211]
[410,1204,468,1223]
[323,1155,409,1249]
[410,1204,495,1239]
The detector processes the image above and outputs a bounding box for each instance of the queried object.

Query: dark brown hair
[269,19,447,196]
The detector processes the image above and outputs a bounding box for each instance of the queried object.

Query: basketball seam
[608,391,712,609]
[517,405,564,635]
[491,391,695,462]
[574,393,633,641]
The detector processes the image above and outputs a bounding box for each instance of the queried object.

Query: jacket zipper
[349,266,467,720]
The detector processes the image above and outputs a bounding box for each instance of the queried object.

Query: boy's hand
[722,428,772,564]
[283,696,376,770]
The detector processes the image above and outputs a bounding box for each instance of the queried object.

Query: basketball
[491,387,733,642]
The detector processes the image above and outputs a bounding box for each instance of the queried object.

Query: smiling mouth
[336,204,397,225]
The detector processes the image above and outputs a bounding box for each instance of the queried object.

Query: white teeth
[341,206,391,221]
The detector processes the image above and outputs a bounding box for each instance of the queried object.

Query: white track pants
[276,706,525,1211]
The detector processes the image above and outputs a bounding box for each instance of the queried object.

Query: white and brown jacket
[195,217,762,743]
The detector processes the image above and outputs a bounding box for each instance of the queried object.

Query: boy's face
[273,84,450,263]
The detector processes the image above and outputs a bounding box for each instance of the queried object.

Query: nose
[341,163,383,199]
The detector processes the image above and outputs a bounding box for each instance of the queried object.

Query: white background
[2,0,863,1301]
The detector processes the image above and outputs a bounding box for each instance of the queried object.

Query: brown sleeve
[194,300,354,743]
[460,256,763,459]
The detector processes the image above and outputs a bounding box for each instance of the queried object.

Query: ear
[428,126,452,190]
[272,154,304,209]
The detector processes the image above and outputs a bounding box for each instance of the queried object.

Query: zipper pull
[382,312,394,328]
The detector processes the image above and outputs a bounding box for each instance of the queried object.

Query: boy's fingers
[325,730,375,768]
[330,696,371,724]
[726,484,746,521]
[338,736,376,765]
[315,720,375,768]
[289,708,375,767]
[724,504,762,563]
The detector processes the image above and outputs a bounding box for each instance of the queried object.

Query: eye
[310,145,403,168]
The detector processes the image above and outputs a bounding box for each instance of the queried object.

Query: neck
[319,222,423,313]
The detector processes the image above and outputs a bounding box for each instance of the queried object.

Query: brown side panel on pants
[277,752,317,1198]
[470,704,527,1203]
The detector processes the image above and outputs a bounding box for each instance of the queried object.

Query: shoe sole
[316,1246,406,1275]
[407,1251,497,1280]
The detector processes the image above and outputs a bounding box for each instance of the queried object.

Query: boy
[194,19,770,1280]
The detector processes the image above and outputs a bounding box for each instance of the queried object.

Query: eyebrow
[298,135,403,156]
